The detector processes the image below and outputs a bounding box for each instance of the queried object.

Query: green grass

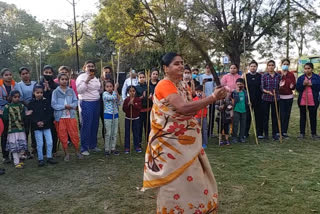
[1,101,320,214]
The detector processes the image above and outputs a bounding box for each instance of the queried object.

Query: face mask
[105,73,112,80]
[192,74,198,79]
[43,75,52,81]
[183,73,191,80]
[239,86,244,90]
[196,92,202,97]
[282,65,289,71]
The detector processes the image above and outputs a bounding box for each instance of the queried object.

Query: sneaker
[282,133,289,138]
[202,144,207,149]
[0,168,5,175]
[273,135,279,141]
[3,158,10,164]
[240,138,246,143]
[258,135,264,139]
[231,138,238,144]
[105,151,110,157]
[111,150,120,156]
[219,141,224,146]
[312,134,320,139]
[38,160,45,167]
[297,134,305,139]
[64,154,70,162]
[136,148,142,153]
[76,153,84,159]
[225,140,230,146]
[47,158,58,164]
[91,147,101,152]
[81,151,90,156]
[15,163,24,169]
[124,149,130,154]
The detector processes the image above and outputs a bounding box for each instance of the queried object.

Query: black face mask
[239,86,244,90]
[43,75,52,81]
[105,73,112,80]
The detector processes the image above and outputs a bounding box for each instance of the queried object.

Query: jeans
[262,101,279,137]
[34,129,53,161]
[246,102,263,136]
[233,111,247,139]
[138,111,151,145]
[299,105,318,135]
[125,119,140,150]
[104,118,119,152]
[196,118,208,145]
[279,98,293,134]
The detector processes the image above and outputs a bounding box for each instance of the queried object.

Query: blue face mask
[282,65,289,71]
[192,74,198,79]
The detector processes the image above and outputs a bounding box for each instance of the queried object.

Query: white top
[121,77,138,100]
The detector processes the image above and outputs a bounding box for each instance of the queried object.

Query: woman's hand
[85,75,94,84]
[212,86,227,100]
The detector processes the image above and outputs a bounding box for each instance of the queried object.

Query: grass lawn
[1,101,320,214]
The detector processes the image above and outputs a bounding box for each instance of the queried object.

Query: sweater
[296,73,320,107]
[102,91,119,117]
[15,81,37,105]
[76,72,101,101]
[279,71,296,97]
[54,78,78,97]
[28,98,53,130]
[122,97,142,119]
[245,72,262,107]
[51,86,78,121]
[0,80,15,111]
[2,103,25,133]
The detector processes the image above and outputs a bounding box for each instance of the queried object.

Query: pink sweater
[76,72,101,101]
[221,73,241,92]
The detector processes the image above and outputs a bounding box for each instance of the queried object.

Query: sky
[3,0,99,21]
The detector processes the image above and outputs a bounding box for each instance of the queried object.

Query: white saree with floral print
[143,79,218,214]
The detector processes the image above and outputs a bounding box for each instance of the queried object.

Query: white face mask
[183,73,191,80]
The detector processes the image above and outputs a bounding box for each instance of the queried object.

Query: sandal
[15,163,24,169]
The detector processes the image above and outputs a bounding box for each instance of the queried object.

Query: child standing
[122,86,142,154]
[51,74,82,161]
[231,78,248,143]
[28,85,57,167]
[193,85,208,148]
[215,96,233,146]
[3,91,31,169]
[136,72,152,147]
[102,81,120,156]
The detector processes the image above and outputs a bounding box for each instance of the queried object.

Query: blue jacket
[296,73,320,107]
[51,86,78,121]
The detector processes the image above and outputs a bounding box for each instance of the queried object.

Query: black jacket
[39,77,58,104]
[28,98,53,130]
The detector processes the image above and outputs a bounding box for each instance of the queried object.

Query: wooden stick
[146,69,150,146]
[200,84,205,134]
[273,90,282,143]
[243,70,259,145]
[305,85,310,137]
[218,100,222,146]
[130,70,133,155]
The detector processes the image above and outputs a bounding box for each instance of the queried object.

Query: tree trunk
[228,50,241,66]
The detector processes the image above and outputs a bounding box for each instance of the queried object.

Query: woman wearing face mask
[39,65,59,156]
[279,59,296,138]
[221,64,241,92]
[0,68,16,163]
[191,68,200,87]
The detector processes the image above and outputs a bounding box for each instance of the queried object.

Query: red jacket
[279,71,296,95]
[193,96,207,118]
[122,97,142,119]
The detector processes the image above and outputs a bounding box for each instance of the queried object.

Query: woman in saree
[143,53,227,214]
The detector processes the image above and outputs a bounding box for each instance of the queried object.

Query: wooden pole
[146,70,150,147]
[273,90,282,143]
[305,85,310,137]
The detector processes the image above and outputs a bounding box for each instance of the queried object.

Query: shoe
[76,153,84,159]
[15,163,24,169]
[240,138,246,143]
[258,136,264,139]
[81,151,90,156]
[0,168,5,175]
[64,154,70,162]
[231,138,238,144]
[282,133,289,138]
[38,160,45,167]
[47,158,58,164]
[91,147,101,152]
[3,158,11,164]
[111,150,120,156]
[225,141,230,146]
[312,134,320,139]
[136,148,142,153]
[105,151,110,157]
[297,134,305,139]
[273,135,279,141]
[124,149,130,154]
[202,144,207,149]
[219,141,224,146]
